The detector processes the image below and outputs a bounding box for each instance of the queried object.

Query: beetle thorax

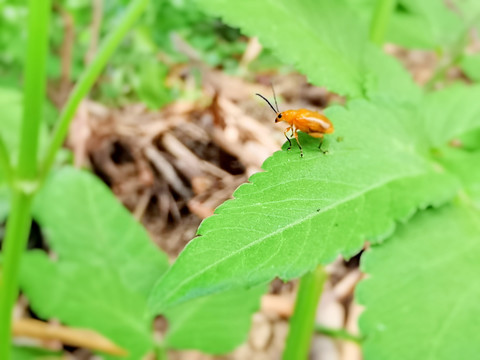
[276,110,298,125]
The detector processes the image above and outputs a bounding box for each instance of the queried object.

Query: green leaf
[0,86,50,165]
[148,99,458,312]
[460,53,480,82]
[12,346,62,360]
[20,251,152,359]
[164,285,266,354]
[32,167,169,297]
[457,128,480,151]
[0,87,27,163]
[387,10,438,49]
[20,168,171,357]
[357,204,480,360]
[387,0,465,50]
[135,59,172,110]
[421,84,480,148]
[449,0,480,27]
[436,149,480,206]
[349,0,477,50]
[0,185,10,223]
[196,0,419,102]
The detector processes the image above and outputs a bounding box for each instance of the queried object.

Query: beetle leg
[310,132,328,154]
[319,138,328,154]
[319,136,329,154]
[284,127,292,150]
[293,130,303,157]
[317,135,325,152]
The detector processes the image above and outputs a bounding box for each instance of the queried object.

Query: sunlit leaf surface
[357,204,480,360]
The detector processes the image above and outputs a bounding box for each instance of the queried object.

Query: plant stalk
[40,0,149,182]
[369,0,397,45]
[154,341,168,360]
[282,265,328,360]
[315,324,363,344]
[425,23,476,90]
[0,136,13,186]
[0,0,51,358]
[18,0,52,180]
[0,192,34,360]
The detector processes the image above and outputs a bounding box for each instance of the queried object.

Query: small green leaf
[0,87,50,165]
[448,0,480,28]
[21,251,152,359]
[33,167,169,296]
[12,345,62,360]
[387,10,437,49]
[387,0,465,49]
[437,149,480,206]
[421,84,480,148]
[460,54,480,82]
[196,0,419,102]
[357,204,480,360]
[0,185,10,223]
[164,285,266,354]
[148,100,459,312]
[135,59,172,110]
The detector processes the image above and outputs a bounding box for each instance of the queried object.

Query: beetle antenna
[256,93,278,114]
[271,83,279,112]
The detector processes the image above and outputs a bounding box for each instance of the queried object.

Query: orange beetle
[256,89,334,157]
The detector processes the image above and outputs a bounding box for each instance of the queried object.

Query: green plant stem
[425,25,473,91]
[424,53,464,91]
[0,192,33,360]
[0,136,13,186]
[282,265,328,360]
[40,0,149,182]
[154,341,168,360]
[18,0,52,180]
[315,324,363,344]
[0,0,51,358]
[369,0,397,46]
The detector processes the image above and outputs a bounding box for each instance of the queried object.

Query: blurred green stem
[0,192,34,359]
[282,265,328,360]
[424,52,464,90]
[40,0,149,182]
[0,136,13,186]
[0,0,51,358]
[369,0,397,45]
[154,341,168,360]
[425,23,474,90]
[315,324,363,344]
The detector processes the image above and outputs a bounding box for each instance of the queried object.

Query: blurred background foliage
[0,0,279,109]
[2,0,479,111]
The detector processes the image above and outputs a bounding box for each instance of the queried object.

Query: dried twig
[144,146,192,199]
[162,133,232,180]
[58,4,74,93]
[13,318,127,356]
[240,37,263,68]
[85,0,103,65]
